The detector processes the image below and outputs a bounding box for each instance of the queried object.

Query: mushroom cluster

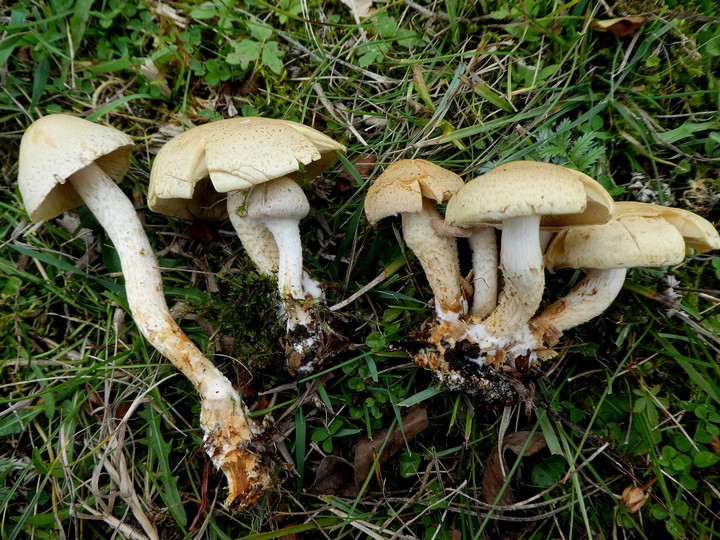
[15,112,720,512]
[365,160,720,405]
[16,114,349,512]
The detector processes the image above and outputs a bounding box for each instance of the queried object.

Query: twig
[329,268,390,311]
[403,0,466,22]
[74,506,151,540]
[313,82,368,146]
[628,101,720,163]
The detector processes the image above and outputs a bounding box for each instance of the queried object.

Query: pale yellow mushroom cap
[614,201,720,254]
[445,161,614,228]
[364,159,464,225]
[545,215,687,272]
[148,117,346,220]
[18,114,134,223]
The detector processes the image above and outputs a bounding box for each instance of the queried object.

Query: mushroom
[17,114,272,509]
[445,161,615,349]
[467,226,499,318]
[148,117,346,375]
[610,201,720,254]
[364,159,466,329]
[532,201,720,350]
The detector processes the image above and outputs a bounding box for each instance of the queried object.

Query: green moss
[201,267,285,372]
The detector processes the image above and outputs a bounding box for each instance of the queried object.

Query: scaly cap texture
[446,161,614,228]
[149,117,345,220]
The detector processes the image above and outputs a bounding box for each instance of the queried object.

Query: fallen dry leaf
[481,430,548,539]
[16,45,32,63]
[353,405,428,484]
[340,0,375,18]
[337,152,377,192]
[482,430,547,508]
[710,435,720,454]
[309,455,360,497]
[591,16,648,37]
[81,387,131,419]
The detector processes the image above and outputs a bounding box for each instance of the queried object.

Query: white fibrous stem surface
[231,180,324,375]
[468,226,498,317]
[227,190,279,275]
[264,217,305,300]
[69,163,270,508]
[481,215,544,338]
[262,216,319,349]
[531,267,627,341]
[402,201,465,323]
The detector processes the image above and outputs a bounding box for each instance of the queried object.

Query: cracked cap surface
[364,159,464,225]
[613,201,720,254]
[545,214,687,271]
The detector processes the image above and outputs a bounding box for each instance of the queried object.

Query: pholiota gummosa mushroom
[532,201,720,352]
[147,117,346,375]
[364,159,466,327]
[18,114,273,510]
[445,161,615,344]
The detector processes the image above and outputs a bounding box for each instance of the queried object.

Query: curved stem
[402,200,464,321]
[468,226,497,317]
[482,215,544,338]
[531,268,626,345]
[69,162,272,509]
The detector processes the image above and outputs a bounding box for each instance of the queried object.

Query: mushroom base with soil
[227,185,335,376]
[401,315,538,406]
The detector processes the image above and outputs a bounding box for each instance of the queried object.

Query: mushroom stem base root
[201,397,274,509]
[402,318,537,406]
[283,301,346,376]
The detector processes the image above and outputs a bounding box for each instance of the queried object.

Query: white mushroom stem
[482,215,544,337]
[228,190,322,328]
[531,268,626,345]
[228,178,325,375]
[402,199,465,322]
[227,190,279,276]
[69,162,271,509]
[468,226,498,317]
[264,216,305,300]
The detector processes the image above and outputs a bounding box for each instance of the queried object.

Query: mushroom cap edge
[18,114,134,223]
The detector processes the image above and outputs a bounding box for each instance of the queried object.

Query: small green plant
[354,12,423,67]
[226,21,285,75]
[310,417,361,453]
